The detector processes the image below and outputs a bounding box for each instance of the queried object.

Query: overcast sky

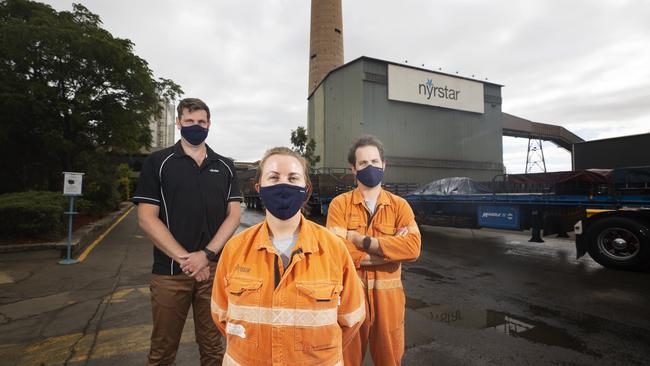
[42,0,650,173]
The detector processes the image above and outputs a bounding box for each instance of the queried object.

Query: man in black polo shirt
[133,98,242,366]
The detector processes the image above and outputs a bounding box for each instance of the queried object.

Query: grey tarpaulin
[409,177,492,195]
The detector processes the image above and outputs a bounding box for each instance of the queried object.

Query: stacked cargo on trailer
[308,168,355,215]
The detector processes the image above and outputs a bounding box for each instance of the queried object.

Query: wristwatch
[362,236,372,250]
[202,247,218,261]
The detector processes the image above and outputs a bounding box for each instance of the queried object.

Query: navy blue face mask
[259,184,307,220]
[356,165,384,188]
[181,124,209,146]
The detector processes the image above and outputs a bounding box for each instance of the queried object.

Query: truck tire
[585,216,650,270]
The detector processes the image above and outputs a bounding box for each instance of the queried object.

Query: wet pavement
[399,225,650,365]
[0,206,648,365]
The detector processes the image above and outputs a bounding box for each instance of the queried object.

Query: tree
[0,0,183,193]
[290,126,320,170]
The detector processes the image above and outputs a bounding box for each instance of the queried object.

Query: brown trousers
[148,264,224,366]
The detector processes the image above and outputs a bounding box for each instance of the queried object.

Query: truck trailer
[405,168,650,271]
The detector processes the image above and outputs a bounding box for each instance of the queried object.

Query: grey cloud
[40,0,650,173]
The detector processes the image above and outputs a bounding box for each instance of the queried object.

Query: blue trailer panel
[478,205,520,230]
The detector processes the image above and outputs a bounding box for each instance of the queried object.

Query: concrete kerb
[0,202,134,256]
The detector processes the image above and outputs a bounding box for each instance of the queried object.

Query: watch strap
[202,247,217,261]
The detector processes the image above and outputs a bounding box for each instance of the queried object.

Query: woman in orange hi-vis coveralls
[327,135,421,366]
[211,147,365,366]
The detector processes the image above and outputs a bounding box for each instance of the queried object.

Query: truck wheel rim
[597,227,640,261]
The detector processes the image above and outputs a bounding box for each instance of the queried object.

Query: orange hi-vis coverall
[327,188,421,366]
[211,215,366,366]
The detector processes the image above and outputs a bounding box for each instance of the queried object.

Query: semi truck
[404,167,650,271]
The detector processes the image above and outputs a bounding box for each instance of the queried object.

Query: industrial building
[308,56,505,185]
[305,0,588,185]
[145,101,176,153]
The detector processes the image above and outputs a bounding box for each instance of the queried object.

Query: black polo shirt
[132,141,242,275]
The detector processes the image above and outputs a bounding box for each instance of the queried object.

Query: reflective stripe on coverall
[211,215,365,366]
[327,188,421,366]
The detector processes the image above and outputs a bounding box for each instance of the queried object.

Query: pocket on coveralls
[294,281,343,351]
[347,216,364,231]
[374,223,396,236]
[225,276,263,347]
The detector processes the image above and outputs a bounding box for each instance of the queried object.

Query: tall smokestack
[308,0,344,95]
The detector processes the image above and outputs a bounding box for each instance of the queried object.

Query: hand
[179,251,209,278]
[194,266,211,282]
[346,230,363,248]
[360,254,389,266]
[394,227,408,237]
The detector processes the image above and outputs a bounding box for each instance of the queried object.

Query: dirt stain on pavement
[405,296,429,310]
[405,267,452,282]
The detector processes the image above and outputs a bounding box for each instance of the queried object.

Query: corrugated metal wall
[321,61,365,168]
[573,133,650,169]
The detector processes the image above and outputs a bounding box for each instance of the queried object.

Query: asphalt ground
[0,206,648,365]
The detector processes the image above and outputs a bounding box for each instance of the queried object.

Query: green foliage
[290,126,321,170]
[116,163,132,201]
[0,191,88,240]
[0,0,183,196]
[77,154,121,215]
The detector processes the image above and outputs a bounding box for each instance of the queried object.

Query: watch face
[363,237,371,249]
[204,248,215,260]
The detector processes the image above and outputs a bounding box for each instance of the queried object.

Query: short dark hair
[347,135,385,165]
[177,98,210,120]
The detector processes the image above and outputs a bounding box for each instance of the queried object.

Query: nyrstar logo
[418,78,461,101]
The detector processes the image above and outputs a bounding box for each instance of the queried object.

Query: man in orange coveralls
[327,135,422,366]
[211,147,365,366]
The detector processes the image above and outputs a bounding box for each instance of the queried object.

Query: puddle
[408,301,596,356]
[405,267,451,282]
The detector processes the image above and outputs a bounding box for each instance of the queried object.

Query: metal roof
[502,113,584,151]
[307,55,503,100]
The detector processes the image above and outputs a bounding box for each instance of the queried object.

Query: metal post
[59,195,79,265]
[529,208,545,243]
